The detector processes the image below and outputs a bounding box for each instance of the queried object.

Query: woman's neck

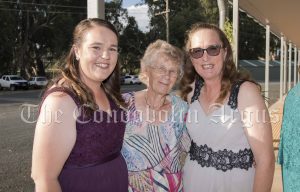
[203,78,221,95]
[144,89,168,110]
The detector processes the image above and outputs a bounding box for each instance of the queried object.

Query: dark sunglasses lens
[190,48,204,59]
[207,46,221,56]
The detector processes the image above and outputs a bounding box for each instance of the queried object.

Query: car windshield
[10,76,23,80]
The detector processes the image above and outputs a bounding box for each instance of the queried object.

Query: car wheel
[0,84,2,90]
[130,81,133,85]
[10,85,16,91]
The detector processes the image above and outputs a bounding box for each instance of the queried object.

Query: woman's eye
[209,47,218,51]
[110,48,118,52]
[194,48,203,53]
[92,46,100,50]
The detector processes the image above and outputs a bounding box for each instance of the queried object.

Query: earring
[76,57,79,61]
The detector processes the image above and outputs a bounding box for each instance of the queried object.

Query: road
[0,84,146,104]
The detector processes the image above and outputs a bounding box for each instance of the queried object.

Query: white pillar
[87,0,105,19]
[265,24,270,106]
[288,42,292,90]
[283,39,287,94]
[294,46,298,86]
[218,0,226,30]
[232,0,239,68]
[280,35,284,100]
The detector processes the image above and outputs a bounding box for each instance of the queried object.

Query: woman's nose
[101,50,110,59]
[202,50,209,61]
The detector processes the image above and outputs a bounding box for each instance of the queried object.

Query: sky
[122,0,142,7]
[106,0,150,32]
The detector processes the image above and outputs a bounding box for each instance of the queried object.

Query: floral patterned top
[278,83,300,192]
[121,92,191,192]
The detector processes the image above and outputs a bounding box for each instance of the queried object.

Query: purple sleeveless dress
[40,87,128,192]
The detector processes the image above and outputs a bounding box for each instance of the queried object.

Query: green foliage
[105,0,128,32]
[0,0,281,77]
[143,0,219,49]
[0,7,17,75]
[224,18,233,44]
[118,17,147,74]
[0,0,86,78]
[199,0,218,24]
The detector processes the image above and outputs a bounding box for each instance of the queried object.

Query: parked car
[28,76,48,88]
[0,75,28,91]
[123,75,141,85]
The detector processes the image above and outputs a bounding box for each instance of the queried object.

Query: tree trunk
[36,57,46,76]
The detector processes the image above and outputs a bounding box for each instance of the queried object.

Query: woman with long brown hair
[180,23,274,192]
[31,18,128,192]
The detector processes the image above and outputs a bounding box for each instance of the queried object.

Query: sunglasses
[189,45,223,59]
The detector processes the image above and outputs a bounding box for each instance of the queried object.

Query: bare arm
[237,82,275,192]
[31,92,78,192]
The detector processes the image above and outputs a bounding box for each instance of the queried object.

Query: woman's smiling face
[75,25,118,85]
[190,29,227,81]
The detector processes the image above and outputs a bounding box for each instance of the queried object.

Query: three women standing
[32,18,276,192]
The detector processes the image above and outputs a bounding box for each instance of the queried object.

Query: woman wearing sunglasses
[180,23,274,192]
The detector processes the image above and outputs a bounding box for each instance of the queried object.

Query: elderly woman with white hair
[121,39,190,192]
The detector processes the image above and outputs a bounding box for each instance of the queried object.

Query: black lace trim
[190,79,246,110]
[189,140,254,172]
[191,76,204,103]
[227,80,246,110]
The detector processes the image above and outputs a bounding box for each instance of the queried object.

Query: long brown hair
[179,23,257,103]
[49,18,126,111]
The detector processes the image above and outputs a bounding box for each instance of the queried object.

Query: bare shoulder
[240,81,260,92]
[42,91,77,110]
[238,81,265,109]
[39,91,79,124]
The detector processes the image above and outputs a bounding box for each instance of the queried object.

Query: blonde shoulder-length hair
[139,39,185,86]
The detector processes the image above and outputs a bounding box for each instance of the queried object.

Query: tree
[119,17,147,74]
[224,18,233,44]
[0,0,86,77]
[105,0,146,74]
[144,0,198,48]
[105,0,128,33]
[143,0,219,49]
[0,6,17,75]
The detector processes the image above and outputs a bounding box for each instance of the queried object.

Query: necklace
[144,92,167,110]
